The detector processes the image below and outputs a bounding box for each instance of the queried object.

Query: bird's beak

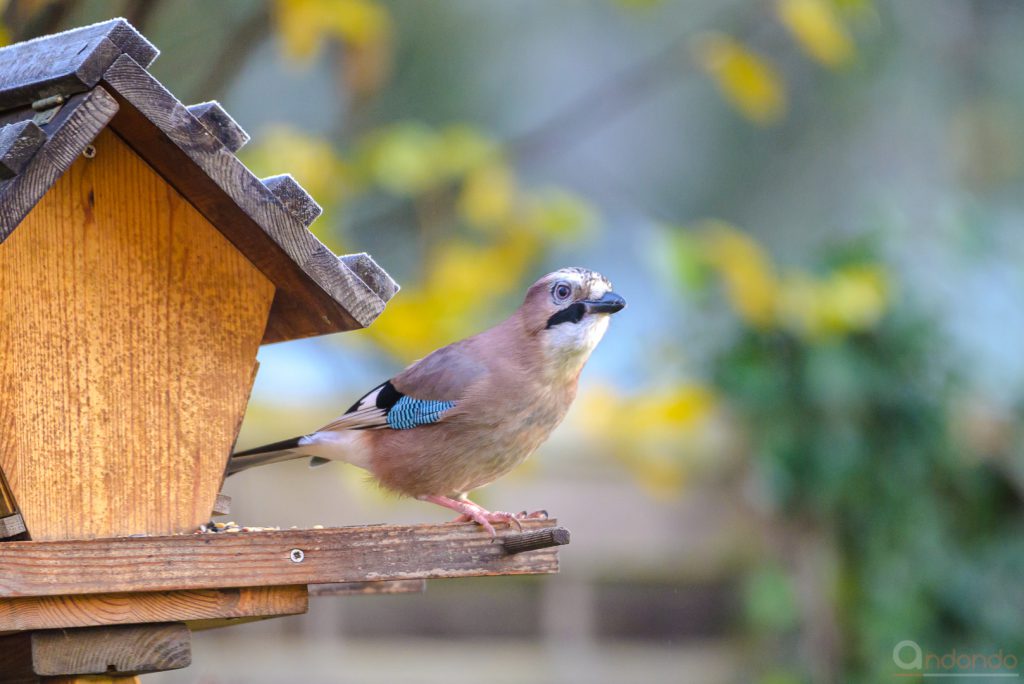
[583,291,626,315]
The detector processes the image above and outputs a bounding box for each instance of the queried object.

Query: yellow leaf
[777,0,855,68]
[699,221,779,328]
[327,0,391,48]
[695,34,786,125]
[436,125,498,178]
[573,383,721,498]
[777,265,888,339]
[820,264,888,333]
[274,0,391,62]
[457,163,516,230]
[366,233,542,360]
[360,123,443,195]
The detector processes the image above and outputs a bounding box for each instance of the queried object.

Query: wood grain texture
[0,128,274,541]
[262,174,322,227]
[308,580,426,597]
[341,253,400,301]
[0,88,119,240]
[0,121,47,179]
[0,623,189,676]
[502,526,571,555]
[186,102,249,153]
[0,586,307,633]
[0,19,156,112]
[100,54,396,340]
[36,678,139,684]
[0,521,563,598]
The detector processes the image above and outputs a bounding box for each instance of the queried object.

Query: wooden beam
[0,19,156,112]
[341,253,401,301]
[38,678,139,684]
[262,174,322,227]
[186,101,249,153]
[0,623,189,678]
[309,580,426,597]
[0,521,564,598]
[0,585,307,633]
[0,120,46,179]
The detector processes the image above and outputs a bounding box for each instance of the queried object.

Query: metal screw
[82,145,96,159]
[289,548,305,563]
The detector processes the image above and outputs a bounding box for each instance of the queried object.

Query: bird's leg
[418,494,522,537]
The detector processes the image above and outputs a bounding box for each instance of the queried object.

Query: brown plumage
[230,267,625,535]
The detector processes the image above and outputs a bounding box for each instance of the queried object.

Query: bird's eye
[553,282,573,302]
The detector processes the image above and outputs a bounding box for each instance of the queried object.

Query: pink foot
[419,495,523,537]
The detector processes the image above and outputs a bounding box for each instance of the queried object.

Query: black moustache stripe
[546,302,586,329]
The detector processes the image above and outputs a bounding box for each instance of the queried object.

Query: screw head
[289,548,305,563]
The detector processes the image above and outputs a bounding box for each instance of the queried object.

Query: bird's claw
[449,508,522,536]
[426,495,545,537]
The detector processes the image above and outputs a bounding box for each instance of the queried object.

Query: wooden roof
[0,18,397,344]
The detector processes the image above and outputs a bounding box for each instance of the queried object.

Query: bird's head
[521,267,625,371]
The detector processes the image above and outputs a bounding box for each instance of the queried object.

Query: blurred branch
[191,4,271,101]
[506,35,689,165]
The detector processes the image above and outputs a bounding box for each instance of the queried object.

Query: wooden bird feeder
[0,20,568,682]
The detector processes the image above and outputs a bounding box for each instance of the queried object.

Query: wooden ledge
[0,521,566,599]
[0,585,308,634]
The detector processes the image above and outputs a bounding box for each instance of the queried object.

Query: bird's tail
[226,436,309,476]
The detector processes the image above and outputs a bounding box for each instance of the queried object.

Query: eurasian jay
[229,267,625,535]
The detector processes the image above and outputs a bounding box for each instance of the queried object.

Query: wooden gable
[0,128,274,540]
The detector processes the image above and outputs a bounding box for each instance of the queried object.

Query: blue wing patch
[386,397,456,430]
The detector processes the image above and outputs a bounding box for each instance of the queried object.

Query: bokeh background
[8,0,1024,682]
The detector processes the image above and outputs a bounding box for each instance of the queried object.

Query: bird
[228,267,625,536]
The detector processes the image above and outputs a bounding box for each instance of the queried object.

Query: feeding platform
[0,19,569,682]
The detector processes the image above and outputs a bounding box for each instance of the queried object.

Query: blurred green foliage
[698,232,1024,681]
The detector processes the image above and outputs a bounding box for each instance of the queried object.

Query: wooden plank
[39,678,140,684]
[0,19,156,111]
[309,580,426,597]
[0,623,189,677]
[0,521,563,598]
[0,586,307,632]
[0,128,275,541]
[341,252,401,301]
[186,101,249,153]
[0,88,119,239]
[262,174,322,227]
[0,121,47,179]
[100,54,396,340]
